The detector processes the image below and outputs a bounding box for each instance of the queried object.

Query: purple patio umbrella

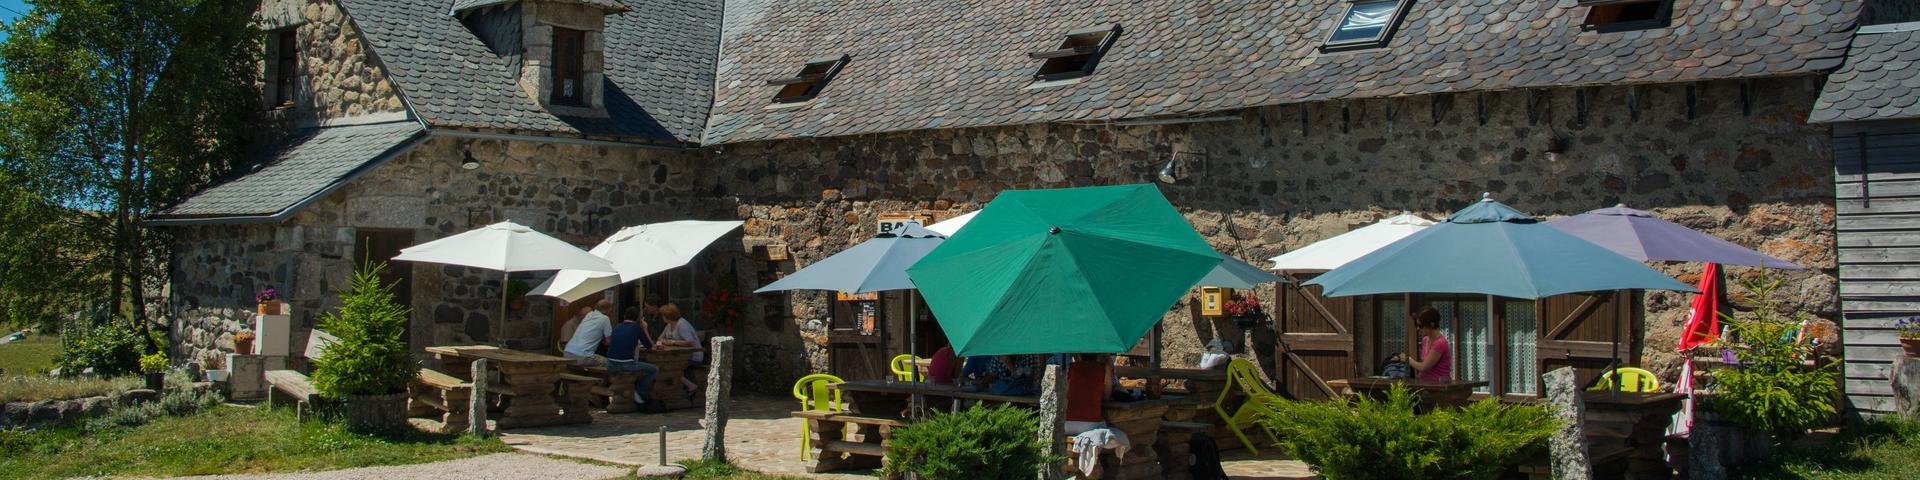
[1546,204,1805,270]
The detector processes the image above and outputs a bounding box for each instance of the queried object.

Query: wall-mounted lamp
[1156,150,1208,185]
[461,149,481,170]
[1544,138,1567,162]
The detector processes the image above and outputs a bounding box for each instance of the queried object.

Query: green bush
[138,352,167,374]
[83,370,224,431]
[55,322,143,377]
[1258,385,1558,480]
[1702,276,1840,436]
[882,404,1057,480]
[310,262,417,398]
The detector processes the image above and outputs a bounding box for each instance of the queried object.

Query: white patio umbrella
[527,220,745,302]
[924,211,978,237]
[1269,212,1435,273]
[394,221,616,342]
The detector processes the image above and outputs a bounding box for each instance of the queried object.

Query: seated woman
[652,304,704,395]
[1391,306,1452,382]
[926,344,959,385]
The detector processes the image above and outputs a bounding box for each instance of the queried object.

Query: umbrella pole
[909,292,921,419]
[500,272,509,347]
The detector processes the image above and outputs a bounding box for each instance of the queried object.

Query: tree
[0,0,259,338]
[311,262,418,398]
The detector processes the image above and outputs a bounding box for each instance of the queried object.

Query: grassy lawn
[1736,419,1920,479]
[0,333,60,376]
[0,405,511,479]
[677,459,809,480]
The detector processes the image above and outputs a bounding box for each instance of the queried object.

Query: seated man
[926,345,959,385]
[606,308,661,409]
[987,355,1039,396]
[562,299,615,367]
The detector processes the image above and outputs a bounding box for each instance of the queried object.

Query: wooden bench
[791,410,909,474]
[408,368,473,434]
[570,366,641,413]
[557,373,599,424]
[265,370,323,421]
[1156,421,1212,480]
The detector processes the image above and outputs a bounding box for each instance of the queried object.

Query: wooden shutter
[1536,290,1640,390]
[829,296,886,381]
[1276,280,1356,400]
[550,28,585,105]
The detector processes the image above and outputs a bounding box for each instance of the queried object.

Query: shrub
[310,262,417,398]
[55,322,143,377]
[1258,385,1558,480]
[1702,276,1840,436]
[882,404,1057,480]
[138,353,167,374]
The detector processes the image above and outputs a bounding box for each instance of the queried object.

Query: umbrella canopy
[394,221,614,273]
[1196,257,1285,288]
[1305,197,1698,299]
[754,225,946,294]
[925,211,978,237]
[1270,213,1435,272]
[529,220,744,302]
[1546,204,1804,269]
[908,184,1222,357]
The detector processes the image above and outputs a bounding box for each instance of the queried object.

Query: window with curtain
[1379,297,1409,364]
[1505,300,1539,395]
[1425,297,1490,392]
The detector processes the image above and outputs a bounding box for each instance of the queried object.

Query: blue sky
[0,0,23,85]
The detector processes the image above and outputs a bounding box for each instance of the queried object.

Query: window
[1028,25,1121,82]
[1504,300,1539,395]
[551,27,586,106]
[1321,0,1413,52]
[267,28,297,107]
[1425,296,1491,393]
[1579,0,1672,32]
[767,54,850,103]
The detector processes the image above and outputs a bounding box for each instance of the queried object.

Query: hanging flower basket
[1224,295,1266,328]
[1897,317,1920,357]
[1902,338,1920,358]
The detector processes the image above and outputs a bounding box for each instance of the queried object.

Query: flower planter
[205,369,230,382]
[144,372,165,390]
[343,392,408,432]
[233,335,255,355]
[1901,338,1920,357]
[257,301,286,316]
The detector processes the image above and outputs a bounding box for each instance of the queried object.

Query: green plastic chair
[889,354,923,382]
[793,373,847,460]
[1213,358,1285,453]
[1589,367,1661,393]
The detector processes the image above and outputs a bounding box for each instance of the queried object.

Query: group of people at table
[555,296,705,410]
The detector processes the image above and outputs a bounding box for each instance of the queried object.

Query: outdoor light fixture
[1156,150,1207,184]
[1157,158,1182,184]
[460,150,481,170]
[1544,138,1567,162]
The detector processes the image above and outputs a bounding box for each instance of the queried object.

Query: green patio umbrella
[907,184,1222,357]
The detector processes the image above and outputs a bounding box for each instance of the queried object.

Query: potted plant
[1224,293,1266,329]
[257,287,284,315]
[506,278,530,312]
[311,261,419,432]
[139,352,168,390]
[232,330,256,355]
[1897,316,1920,357]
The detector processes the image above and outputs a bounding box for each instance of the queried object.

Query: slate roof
[1809,22,1920,123]
[155,121,426,220]
[450,0,629,14]
[703,0,1860,144]
[339,0,720,144]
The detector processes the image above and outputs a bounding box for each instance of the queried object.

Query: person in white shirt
[563,299,615,367]
[653,303,703,393]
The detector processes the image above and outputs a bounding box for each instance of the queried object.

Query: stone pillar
[1037,364,1067,480]
[702,336,735,461]
[469,358,490,437]
[1893,355,1920,419]
[1543,367,1591,480]
[1688,412,1729,480]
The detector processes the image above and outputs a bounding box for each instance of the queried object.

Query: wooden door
[1276,281,1356,401]
[829,295,887,381]
[1537,290,1639,391]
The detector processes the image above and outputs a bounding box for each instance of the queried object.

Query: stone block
[119,388,160,406]
[228,354,269,401]
[1893,355,1920,419]
[27,400,60,422]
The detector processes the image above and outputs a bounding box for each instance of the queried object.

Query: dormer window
[1029,25,1121,82]
[1579,0,1673,32]
[767,55,849,103]
[265,28,298,108]
[1320,0,1412,52]
[550,27,586,106]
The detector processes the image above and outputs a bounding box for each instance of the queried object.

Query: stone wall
[257,0,404,124]
[167,75,1839,394]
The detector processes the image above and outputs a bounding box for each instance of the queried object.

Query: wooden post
[1893,355,1920,419]
[1037,363,1067,480]
[469,358,490,437]
[1543,367,1591,480]
[702,336,735,461]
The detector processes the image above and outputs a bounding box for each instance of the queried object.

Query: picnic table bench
[265,370,323,421]
[407,368,473,433]
[568,346,702,413]
[425,345,586,429]
[791,410,908,474]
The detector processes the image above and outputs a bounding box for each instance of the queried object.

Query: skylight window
[1029,25,1121,82]
[767,55,850,104]
[1579,0,1673,32]
[1321,0,1412,52]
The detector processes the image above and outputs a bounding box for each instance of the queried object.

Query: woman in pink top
[1393,306,1452,381]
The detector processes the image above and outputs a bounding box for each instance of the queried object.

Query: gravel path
[180,453,629,480]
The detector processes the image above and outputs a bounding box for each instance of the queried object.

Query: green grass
[1736,419,1920,479]
[0,405,512,479]
[677,458,809,480]
[0,374,139,403]
[0,333,60,376]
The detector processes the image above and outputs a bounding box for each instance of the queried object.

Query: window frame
[1319,0,1415,53]
[1028,24,1122,82]
[550,27,587,106]
[767,54,851,104]
[1578,0,1674,33]
[268,28,298,108]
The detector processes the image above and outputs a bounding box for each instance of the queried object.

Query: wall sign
[877,212,934,236]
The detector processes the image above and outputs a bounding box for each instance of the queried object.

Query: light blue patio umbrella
[755,225,944,400]
[1195,256,1285,288]
[1306,196,1699,299]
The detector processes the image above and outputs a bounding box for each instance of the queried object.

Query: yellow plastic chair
[1589,367,1661,393]
[793,373,847,461]
[889,354,924,381]
[1213,358,1285,454]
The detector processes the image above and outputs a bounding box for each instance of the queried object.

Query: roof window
[1321,0,1412,52]
[767,55,850,103]
[1028,25,1121,82]
[1579,0,1672,32]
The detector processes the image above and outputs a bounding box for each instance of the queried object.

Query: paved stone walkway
[499,396,1318,479]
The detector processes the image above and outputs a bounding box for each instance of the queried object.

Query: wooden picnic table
[425,345,586,429]
[830,378,1036,417]
[1582,390,1683,479]
[1114,365,1227,399]
[637,345,700,410]
[1326,377,1489,411]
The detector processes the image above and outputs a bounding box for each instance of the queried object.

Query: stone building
[150,0,1895,408]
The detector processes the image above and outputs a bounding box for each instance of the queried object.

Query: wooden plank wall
[1834,119,1920,417]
